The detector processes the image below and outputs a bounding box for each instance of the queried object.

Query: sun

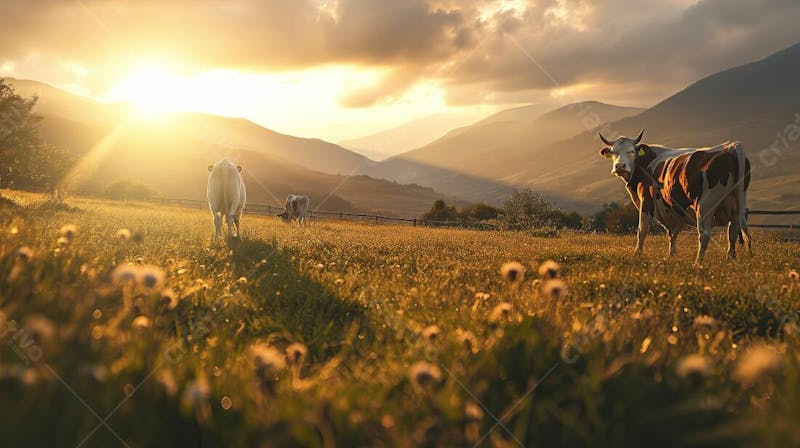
[110,67,185,115]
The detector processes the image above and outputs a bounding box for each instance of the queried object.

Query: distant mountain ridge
[365,101,645,205]
[365,41,800,212]
[2,78,460,217]
[6,78,376,176]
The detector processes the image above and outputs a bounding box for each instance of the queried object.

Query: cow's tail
[733,142,752,252]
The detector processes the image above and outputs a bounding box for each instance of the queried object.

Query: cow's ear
[599,147,612,158]
[237,165,243,173]
[207,165,213,172]
[636,144,648,157]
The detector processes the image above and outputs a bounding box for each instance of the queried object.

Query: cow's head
[599,130,645,182]
[277,210,289,222]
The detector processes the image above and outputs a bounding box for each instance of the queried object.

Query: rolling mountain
[7,78,376,176]
[3,78,459,217]
[366,101,644,205]
[339,112,486,161]
[505,41,800,212]
[367,41,800,214]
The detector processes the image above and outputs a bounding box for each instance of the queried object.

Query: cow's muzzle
[613,168,631,182]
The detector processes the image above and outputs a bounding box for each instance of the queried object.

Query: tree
[460,202,501,222]
[422,199,459,222]
[0,79,74,192]
[500,189,557,230]
[104,180,157,201]
[589,202,639,233]
[553,210,585,230]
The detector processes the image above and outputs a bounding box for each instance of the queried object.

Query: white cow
[278,194,310,225]
[207,159,246,238]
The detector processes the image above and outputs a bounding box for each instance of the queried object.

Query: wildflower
[693,315,717,327]
[16,246,33,263]
[220,396,233,410]
[59,224,77,242]
[543,279,568,299]
[116,228,132,241]
[160,288,179,310]
[56,237,70,248]
[676,354,710,378]
[537,259,561,279]
[132,315,151,329]
[734,345,781,383]
[703,286,713,295]
[421,325,441,343]
[286,342,308,366]
[408,361,441,390]
[251,343,285,370]
[111,264,138,286]
[334,278,344,285]
[489,302,513,323]
[501,261,525,283]
[789,270,799,281]
[237,277,247,284]
[474,292,490,301]
[137,265,165,290]
[456,329,478,354]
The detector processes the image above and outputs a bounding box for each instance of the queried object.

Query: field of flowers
[0,190,798,447]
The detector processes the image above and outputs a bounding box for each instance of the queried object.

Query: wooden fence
[152,197,496,230]
[152,198,798,231]
[746,209,800,230]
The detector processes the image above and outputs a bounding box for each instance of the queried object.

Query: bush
[422,199,459,222]
[459,202,501,222]
[104,180,157,201]
[500,189,558,231]
[589,202,639,233]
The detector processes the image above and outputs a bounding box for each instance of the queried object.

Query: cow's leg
[738,210,752,255]
[634,211,652,255]
[741,225,752,255]
[695,216,713,265]
[226,213,235,238]
[233,214,241,237]
[667,228,681,258]
[726,220,740,259]
[213,213,222,239]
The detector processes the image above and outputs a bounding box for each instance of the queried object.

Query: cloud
[2,0,800,108]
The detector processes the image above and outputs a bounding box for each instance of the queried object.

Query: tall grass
[0,191,797,447]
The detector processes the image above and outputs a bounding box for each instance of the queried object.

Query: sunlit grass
[0,192,798,446]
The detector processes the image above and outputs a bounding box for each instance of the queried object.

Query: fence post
[413,218,417,227]
[309,210,313,220]
[375,215,379,223]
[340,212,343,220]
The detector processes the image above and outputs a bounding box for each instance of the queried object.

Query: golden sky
[1,0,799,149]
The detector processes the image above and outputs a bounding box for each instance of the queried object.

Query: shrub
[104,180,157,201]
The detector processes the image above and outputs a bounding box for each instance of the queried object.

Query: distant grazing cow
[278,194,310,225]
[599,131,751,264]
[207,159,246,238]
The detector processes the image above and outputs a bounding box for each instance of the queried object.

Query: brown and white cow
[599,131,751,264]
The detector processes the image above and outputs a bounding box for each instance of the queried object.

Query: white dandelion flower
[500,262,525,283]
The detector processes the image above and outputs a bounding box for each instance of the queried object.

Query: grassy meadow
[0,190,798,447]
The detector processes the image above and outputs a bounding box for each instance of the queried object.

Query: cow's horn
[599,133,613,146]
[633,130,644,145]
